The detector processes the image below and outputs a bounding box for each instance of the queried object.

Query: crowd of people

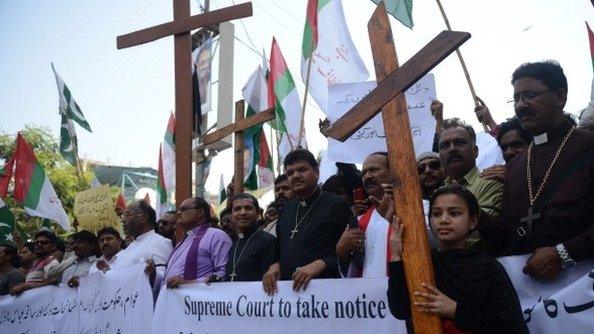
[1,60,593,334]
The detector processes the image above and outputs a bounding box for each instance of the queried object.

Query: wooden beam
[117,2,252,49]
[233,100,245,194]
[202,107,275,146]
[173,0,193,207]
[368,4,441,333]
[325,30,470,142]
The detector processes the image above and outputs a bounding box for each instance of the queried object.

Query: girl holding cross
[387,185,528,334]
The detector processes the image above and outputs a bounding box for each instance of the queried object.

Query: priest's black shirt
[387,248,528,334]
[275,188,355,280]
[478,120,594,261]
[224,227,276,282]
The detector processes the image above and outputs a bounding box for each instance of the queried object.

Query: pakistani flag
[13,133,70,231]
[60,114,79,166]
[269,38,307,159]
[52,64,92,132]
[370,0,413,29]
[243,65,275,190]
[301,0,369,111]
[0,197,15,243]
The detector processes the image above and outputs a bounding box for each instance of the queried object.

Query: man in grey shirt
[61,231,99,287]
[0,243,25,295]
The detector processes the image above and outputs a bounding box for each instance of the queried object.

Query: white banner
[499,255,594,333]
[152,277,406,334]
[326,74,436,164]
[0,284,78,334]
[78,263,153,334]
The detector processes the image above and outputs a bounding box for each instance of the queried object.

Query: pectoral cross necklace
[524,126,575,234]
[290,191,322,239]
[230,230,260,282]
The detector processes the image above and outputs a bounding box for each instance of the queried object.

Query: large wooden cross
[325,4,470,333]
[202,100,275,194]
[116,1,253,206]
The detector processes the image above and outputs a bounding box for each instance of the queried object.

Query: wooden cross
[116,1,253,206]
[325,4,470,333]
[520,206,540,236]
[202,100,275,194]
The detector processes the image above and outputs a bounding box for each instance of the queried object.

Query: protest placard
[74,184,122,233]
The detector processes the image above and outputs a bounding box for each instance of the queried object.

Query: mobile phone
[353,188,366,202]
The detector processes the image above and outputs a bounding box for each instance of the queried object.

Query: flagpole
[434,0,489,132]
[275,128,282,175]
[269,125,276,179]
[297,54,314,148]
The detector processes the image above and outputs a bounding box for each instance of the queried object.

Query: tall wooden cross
[202,100,275,194]
[116,1,253,206]
[325,4,470,333]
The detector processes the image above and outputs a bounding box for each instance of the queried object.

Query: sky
[1,0,593,197]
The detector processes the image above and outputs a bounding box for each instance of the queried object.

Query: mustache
[446,153,462,164]
[363,179,378,188]
[516,107,534,119]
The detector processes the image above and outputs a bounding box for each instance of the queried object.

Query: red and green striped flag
[243,65,275,190]
[13,133,70,230]
[587,22,594,72]
[269,38,306,158]
[301,0,368,111]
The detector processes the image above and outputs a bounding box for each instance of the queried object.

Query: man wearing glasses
[109,200,173,292]
[10,231,61,294]
[479,61,594,281]
[164,197,232,289]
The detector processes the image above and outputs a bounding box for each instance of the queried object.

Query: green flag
[370,0,413,29]
[52,63,92,132]
[60,114,79,166]
[0,197,16,243]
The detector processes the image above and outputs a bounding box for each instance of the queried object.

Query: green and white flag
[370,0,413,29]
[52,63,92,132]
[0,197,15,243]
[60,114,79,166]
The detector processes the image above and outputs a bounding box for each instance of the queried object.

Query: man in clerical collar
[110,201,173,291]
[273,173,294,208]
[439,117,503,219]
[90,227,123,274]
[263,149,355,295]
[479,61,594,280]
[61,230,99,287]
[223,193,275,282]
[164,196,232,288]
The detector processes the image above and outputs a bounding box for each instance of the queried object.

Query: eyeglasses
[507,89,550,104]
[123,211,142,218]
[177,206,198,212]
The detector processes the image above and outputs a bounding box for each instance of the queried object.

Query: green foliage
[0,125,96,239]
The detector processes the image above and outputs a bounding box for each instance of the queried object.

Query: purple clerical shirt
[164,226,232,282]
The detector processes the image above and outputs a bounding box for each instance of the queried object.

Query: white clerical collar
[533,132,548,145]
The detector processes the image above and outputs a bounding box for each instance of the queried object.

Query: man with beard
[90,227,124,274]
[273,173,294,208]
[262,149,354,294]
[417,152,446,200]
[224,193,275,282]
[479,61,594,280]
[439,118,503,220]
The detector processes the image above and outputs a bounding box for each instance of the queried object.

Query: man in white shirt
[109,201,173,292]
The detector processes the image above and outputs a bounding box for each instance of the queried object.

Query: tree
[0,125,94,237]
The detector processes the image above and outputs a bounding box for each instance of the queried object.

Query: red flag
[116,193,126,210]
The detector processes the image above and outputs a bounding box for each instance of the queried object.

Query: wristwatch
[555,243,576,269]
